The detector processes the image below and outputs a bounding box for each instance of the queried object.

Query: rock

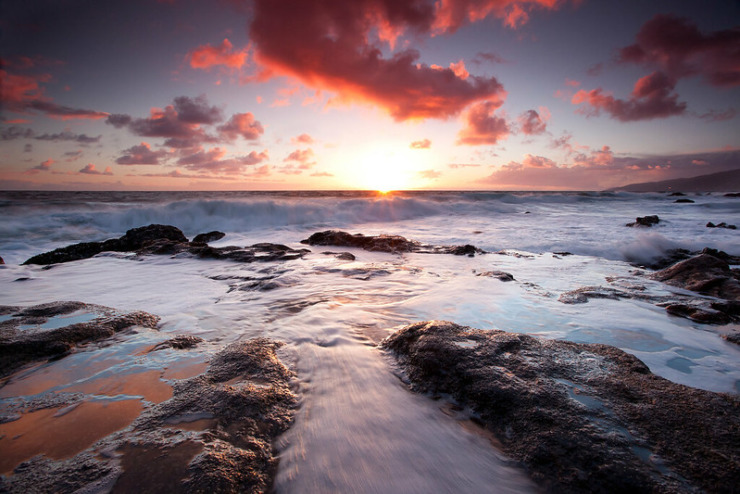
[664,304,732,325]
[625,215,660,227]
[192,231,226,244]
[558,286,632,304]
[23,224,310,266]
[477,270,515,282]
[674,198,695,203]
[706,222,737,229]
[668,192,686,196]
[0,301,160,377]
[150,335,204,351]
[301,230,485,256]
[321,251,356,261]
[650,253,740,301]
[553,251,573,257]
[725,192,740,197]
[382,321,740,493]
[0,337,297,493]
[0,255,4,264]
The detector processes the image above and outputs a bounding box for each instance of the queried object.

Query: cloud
[310,171,334,177]
[79,164,113,175]
[217,112,264,141]
[188,38,248,70]
[419,169,442,179]
[291,133,314,145]
[34,131,101,144]
[472,51,506,65]
[0,126,34,140]
[521,154,557,168]
[106,114,133,128]
[0,70,108,120]
[618,14,740,88]
[517,108,549,135]
[457,99,510,145]
[283,148,316,169]
[448,163,481,169]
[63,150,83,161]
[26,159,54,174]
[573,145,613,167]
[432,0,571,32]
[176,147,268,174]
[116,142,170,165]
[24,143,33,152]
[410,138,431,149]
[696,108,737,122]
[249,0,506,121]
[572,71,686,121]
[242,150,269,165]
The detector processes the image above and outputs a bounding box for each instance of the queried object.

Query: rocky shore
[382,320,740,493]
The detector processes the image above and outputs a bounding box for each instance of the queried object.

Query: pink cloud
[291,133,314,145]
[249,0,505,121]
[410,138,432,149]
[517,108,549,135]
[176,147,268,174]
[79,164,113,175]
[217,112,264,141]
[419,169,442,179]
[618,14,740,87]
[432,0,568,32]
[0,70,108,120]
[26,159,54,174]
[188,39,248,70]
[283,148,316,169]
[572,71,686,121]
[116,142,170,165]
[521,154,557,168]
[457,99,510,145]
[573,145,613,167]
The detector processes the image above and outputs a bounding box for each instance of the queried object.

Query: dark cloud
[217,112,264,141]
[0,126,34,140]
[172,95,223,124]
[517,109,548,135]
[249,0,505,121]
[79,164,113,175]
[176,147,268,174]
[106,114,132,128]
[572,71,686,121]
[456,99,510,145]
[618,14,740,87]
[27,159,54,173]
[116,142,170,165]
[34,131,101,144]
[24,143,33,152]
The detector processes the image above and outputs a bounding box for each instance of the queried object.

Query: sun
[353,144,422,192]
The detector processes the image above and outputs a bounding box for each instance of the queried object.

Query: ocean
[1,190,739,492]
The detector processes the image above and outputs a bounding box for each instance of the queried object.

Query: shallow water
[1,190,739,490]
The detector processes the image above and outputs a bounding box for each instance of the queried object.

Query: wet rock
[477,270,515,282]
[626,215,660,227]
[706,221,737,229]
[668,192,686,197]
[674,198,695,203]
[0,255,4,265]
[725,192,740,197]
[321,251,356,261]
[151,335,204,351]
[0,301,160,377]
[192,231,226,244]
[558,286,632,304]
[382,321,740,493]
[23,224,310,266]
[553,251,573,257]
[663,304,732,325]
[650,253,740,301]
[301,230,485,256]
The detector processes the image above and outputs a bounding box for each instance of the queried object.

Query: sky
[1,0,738,191]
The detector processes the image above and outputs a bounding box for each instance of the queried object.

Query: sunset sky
[1,0,738,191]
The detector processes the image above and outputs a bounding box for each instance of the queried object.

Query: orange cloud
[188,38,248,70]
[457,99,510,145]
[410,138,432,149]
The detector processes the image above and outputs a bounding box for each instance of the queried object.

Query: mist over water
[1,190,739,492]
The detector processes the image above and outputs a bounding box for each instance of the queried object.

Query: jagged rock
[301,230,485,256]
[626,215,660,227]
[706,222,737,229]
[321,251,356,261]
[382,321,740,493]
[0,301,160,377]
[664,304,732,325]
[192,231,226,244]
[23,224,310,266]
[725,192,740,197]
[558,286,632,304]
[150,335,204,351]
[0,255,4,265]
[650,253,740,301]
[477,270,515,282]
[674,198,695,203]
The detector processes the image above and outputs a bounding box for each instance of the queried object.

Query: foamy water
[1,190,739,491]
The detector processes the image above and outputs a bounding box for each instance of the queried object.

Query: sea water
[1,190,739,492]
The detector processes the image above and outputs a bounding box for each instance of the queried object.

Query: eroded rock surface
[0,301,160,377]
[382,321,740,493]
[22,224,310,266]
[192,231,226,244]
[650,253,740,301]
[626,215,660,227]
[301,230,485,256]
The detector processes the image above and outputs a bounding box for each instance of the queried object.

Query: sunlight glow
[353,144,423,192]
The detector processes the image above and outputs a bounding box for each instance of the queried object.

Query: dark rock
[192,231,226,244]
[668,192,686,196]
[321,251,356,261]
[558,286,632,304]
[382,321,740,493]
[477,270,515,282]
[664,304,732,325]
[725,192,740,197]
[0,255,4,264]
[301,230,485,256]
[706,222,736,230]
[626,215,660,227]
[23,224,310,266]
[0,301,160,377]
[150,335,204,351]
[674,198,695,203]
[650,253,740,301]
[724,332,740,344]
[553,251,573,257]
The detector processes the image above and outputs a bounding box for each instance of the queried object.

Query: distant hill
[610,169,740,192]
